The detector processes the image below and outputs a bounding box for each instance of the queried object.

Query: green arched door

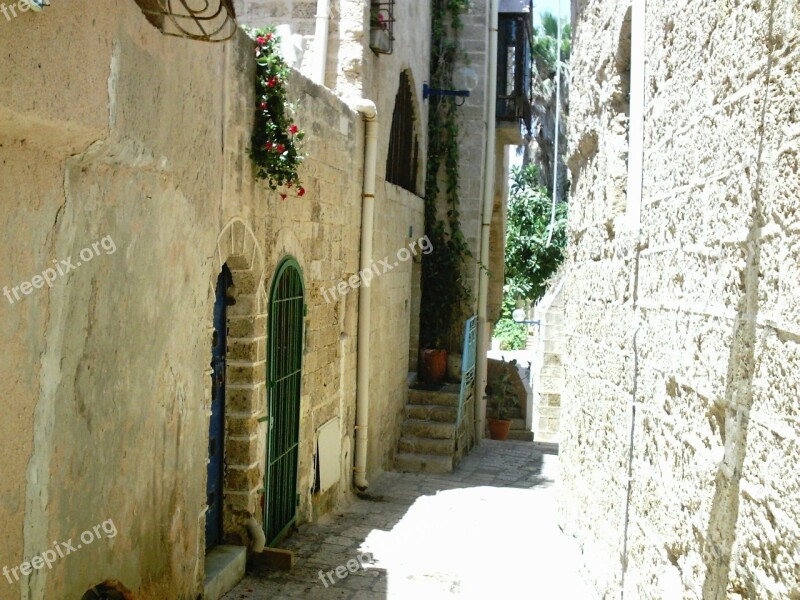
[264,257,304,546]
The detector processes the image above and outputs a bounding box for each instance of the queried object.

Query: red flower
[264,142,273,150]
[288,124,299,135]
[276,144,286,153]
[260,102,268,110]
[266,33,274,41]
[280,193,288,200]
[267,77,278,88]
[256,36,266,44]
[297,187,306,197]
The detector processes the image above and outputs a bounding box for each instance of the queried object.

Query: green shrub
[493,319,528,350]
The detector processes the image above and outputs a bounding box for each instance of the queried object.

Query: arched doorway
[264,257,305,546]
[207,263,233,550]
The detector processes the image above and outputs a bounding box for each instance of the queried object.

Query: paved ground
[222,440,595,599]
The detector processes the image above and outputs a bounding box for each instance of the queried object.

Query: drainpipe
[352,99,378,491]
[311,0,330,85]
[475,0,499,443]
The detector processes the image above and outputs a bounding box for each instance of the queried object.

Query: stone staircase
[395,384,464,474]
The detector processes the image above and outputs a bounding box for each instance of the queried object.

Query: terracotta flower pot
[487,418,512,441]
[420,349,447,384]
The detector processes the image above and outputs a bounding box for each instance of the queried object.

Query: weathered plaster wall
[559,1,800,598]
[366,183,424,475]
[0,1,425,597]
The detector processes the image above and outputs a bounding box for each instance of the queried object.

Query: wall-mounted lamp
[423,66,479,106]
[512,309,541,334]
[22,0,48,10]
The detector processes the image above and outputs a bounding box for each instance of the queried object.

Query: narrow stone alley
[223,440,594,599]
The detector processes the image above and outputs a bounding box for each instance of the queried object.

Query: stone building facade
[0,0,468,598]
[560,0,800,598]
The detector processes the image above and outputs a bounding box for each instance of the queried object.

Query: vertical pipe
[353,100,378,491]
[620,2,647,596]
[311,0,331,85]
[475,0,499,443]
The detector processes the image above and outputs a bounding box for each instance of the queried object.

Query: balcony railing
[496,9,533,131]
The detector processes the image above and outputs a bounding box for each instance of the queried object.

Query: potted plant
[420,341,447,385]
[486,358,517,440]
[369,7,392,54]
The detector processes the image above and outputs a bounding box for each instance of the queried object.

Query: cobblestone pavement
[222,440,596,599]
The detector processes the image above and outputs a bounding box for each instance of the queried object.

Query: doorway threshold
[203,545,246,600]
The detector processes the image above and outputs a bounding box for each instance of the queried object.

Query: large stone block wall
[0,1,425,597]
[532,275,566,443]
[559,1,800,598]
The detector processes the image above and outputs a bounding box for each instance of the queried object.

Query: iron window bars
[135,0,238,42]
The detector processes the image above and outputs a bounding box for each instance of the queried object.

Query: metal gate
[207,264,232,550]
[264,257,304,546]
[456,315,478,453]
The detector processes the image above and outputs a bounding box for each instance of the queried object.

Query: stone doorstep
[407,388,461,407]
[251,547,296,571]
[401,419,456,440]
[506,430,534,441]
[397,435,455,456]
[405,404,459,422]
[395,452,454,474]
[203,545,246,600]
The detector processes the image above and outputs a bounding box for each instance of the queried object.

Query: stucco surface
[0,1,429,597]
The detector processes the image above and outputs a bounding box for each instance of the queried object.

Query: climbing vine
[419,0,472,350]
[248,27,306,198]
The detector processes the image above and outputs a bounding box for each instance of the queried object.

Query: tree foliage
[532,12,571,71]
[504,164,567,307]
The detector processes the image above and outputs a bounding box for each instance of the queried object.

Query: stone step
[395,453,454,474]
[401,419,455,440]
[408,389,460,407]
[406,404,458,422]
[509,418,526,430]
[485,427,534,441]
[507,430,534,441]
[397,435,455,456]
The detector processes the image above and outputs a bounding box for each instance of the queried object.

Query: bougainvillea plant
[248,27,306,198]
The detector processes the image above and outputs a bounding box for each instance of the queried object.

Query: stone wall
[532,274,565,443]
[559,1,800,598]
[0,1,426,597]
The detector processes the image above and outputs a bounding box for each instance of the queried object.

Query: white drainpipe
[352,99,378,490]
[475,0,499,443]
[311,0,331,85]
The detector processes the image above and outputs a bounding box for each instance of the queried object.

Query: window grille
[369,0,395,55]
[133,0,238,42]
